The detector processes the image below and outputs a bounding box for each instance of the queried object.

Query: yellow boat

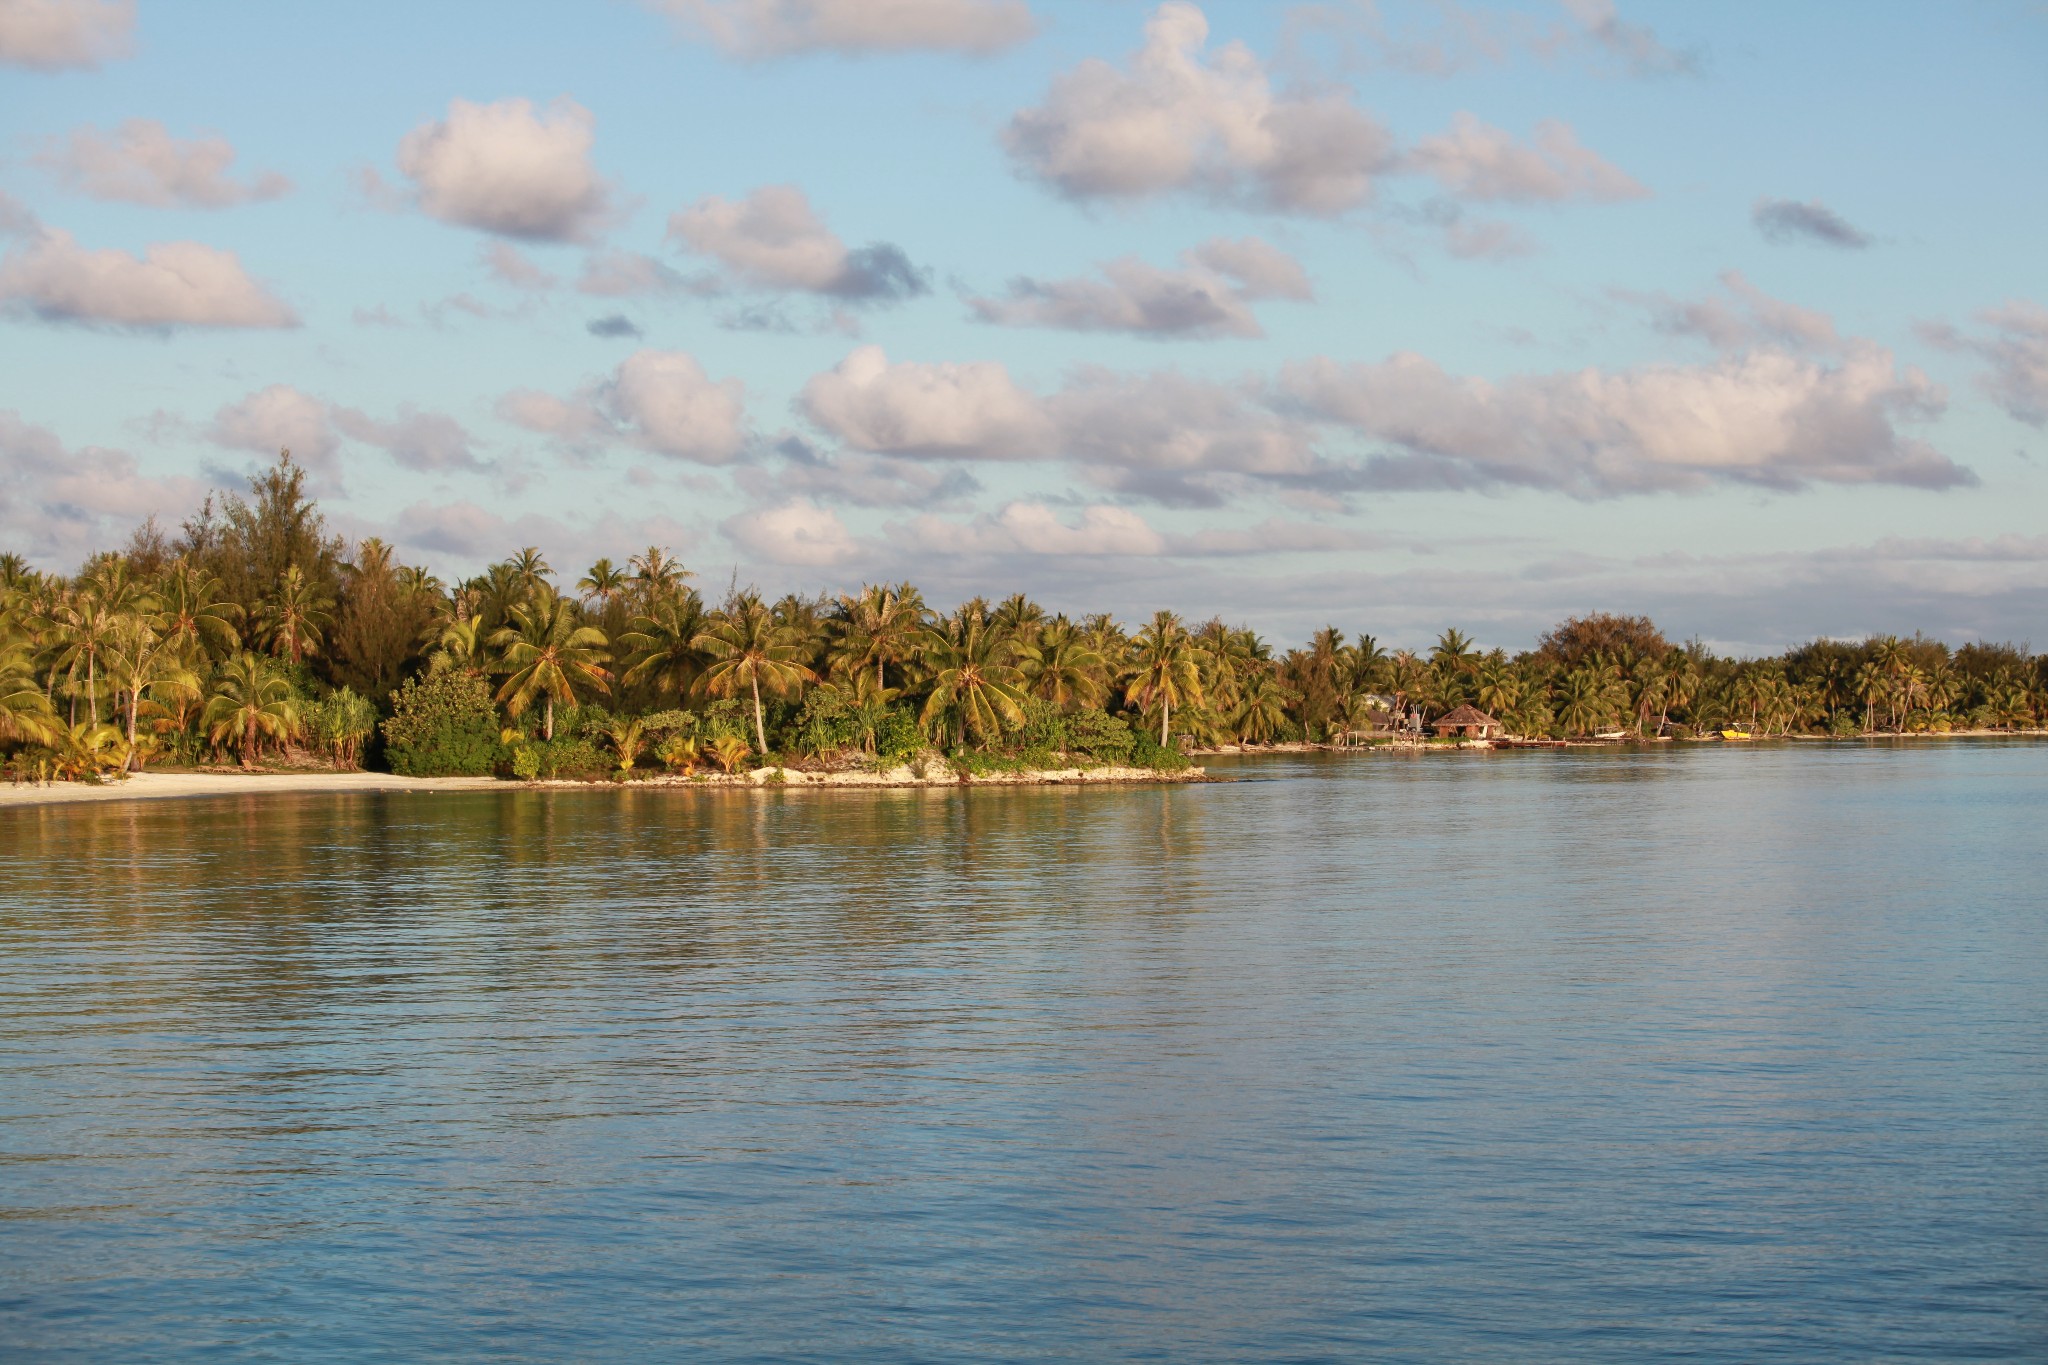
[1721,728,1757,741]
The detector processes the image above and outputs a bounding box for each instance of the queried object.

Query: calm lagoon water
[2,744,2044,1361]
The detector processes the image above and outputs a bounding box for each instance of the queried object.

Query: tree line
[3,453,2043,782]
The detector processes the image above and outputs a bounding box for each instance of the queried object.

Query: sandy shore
[0,763,1209,809]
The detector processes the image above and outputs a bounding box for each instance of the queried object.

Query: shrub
[1062,707,1137,764]
[383,671,504,776]
[1127,725,1190,772]
[873,706,923,762]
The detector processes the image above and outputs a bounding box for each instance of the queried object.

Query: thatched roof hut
[1431,703,1502,738]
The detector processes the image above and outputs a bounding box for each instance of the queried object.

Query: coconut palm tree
[1015,621,1105,709]
[427,614,490,677]
[1234,671,1295,743]
[504,546,553,598]
[157,562,243,658]
[693,596,816,753]
[628,546,690,603]
[578,558,629,607]
[202,652,300,765]
[604,716,648,774]
[0,636,58,745]
[707,734,751,774]
[919,613,1028,748]
[620,592,709,702]
[490,589,612,741]
[828,582,927,693]
[104,610,200,769]
[1125,610,1203,746]
[258,564,333,664]
[991,593,1046,641]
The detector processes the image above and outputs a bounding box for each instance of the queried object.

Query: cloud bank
[0,228,298,329]
[645,0,1034,58]
[38,120,291,208]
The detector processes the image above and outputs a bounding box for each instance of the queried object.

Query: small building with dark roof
[1430,703,1502,738]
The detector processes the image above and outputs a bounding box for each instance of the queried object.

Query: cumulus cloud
[1048,367,1316,480]
[969,235,1309,339]
[331,406,484,473]
[668,184,927,302]
[1005,1,1396,214]
[1920,300,2048,427]
[502,350,748,463]
[208,385,484,476]
[800,345,1054,457]
[0,409,208,563]
[0,227,297,329]
[207,385,339,472]
[396,97,613,242]
[1408,112,1646,202]
[723,498,860,565]
[36,119,290,208]
[1753,197,1870,249]
[1633,271,1840,352]
[644,0,1034,58]
[0,0,132,70]
[1279,344,1968,495]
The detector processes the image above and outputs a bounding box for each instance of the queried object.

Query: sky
[2,0,2044,653]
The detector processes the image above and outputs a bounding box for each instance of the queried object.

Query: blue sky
[3,0,2044,652]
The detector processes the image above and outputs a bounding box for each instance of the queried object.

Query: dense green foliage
[4,453,2046,784]
[382,671,503,777]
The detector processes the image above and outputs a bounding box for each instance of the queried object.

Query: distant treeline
[3,452,2042,781]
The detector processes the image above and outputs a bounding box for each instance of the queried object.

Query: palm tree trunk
[750,671,766,753]
[544,692,554,741]
[126,692,139,772]
[1161,696,1170,746]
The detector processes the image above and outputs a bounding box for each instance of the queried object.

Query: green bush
[1126,724,1190,771]
[1061,707,1137,763]
[383,671,504,776]
[873,706,923,762]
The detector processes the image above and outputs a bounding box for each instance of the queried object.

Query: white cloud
[969,235,1309,339]
[1920,300,2048,428]
[1280,343,1968,494]
[799,345,1054,456]
[37,119,290,208]
[606,350,748,463]
[1408,113,1646,202]
[668,184,926,301]
[1005,1,1395,214]
[723,498,861,565]
[0,0,132,70]
[207,385,338,472]
[0,228,297,329]
[332,406,484,472]
[644,0,1034,58]
[395,97,613,242]
[0,409,206,564]
[502,351,749,463]
[1047,368,1315,478]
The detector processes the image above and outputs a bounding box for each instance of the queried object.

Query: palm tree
[578,558,629,607]
[1015,622,1105,708]
[157,563,243,658]
[104,610,200,769]
[1431,628,1479,673]
[707,734,751,774]
[427,615,490,677]
[991,593,1046,640]
[693,597,816,753]
[202,652,299,765]
[505,546,553,597]
[45,591,122,726]
[490,589,612,740]
[259,564,333,664]
[604,716,648,774]
[1233,671,1295,743]
[0,636,58,745]
[829,582,927,692]
[620,593,709,701]
[629,546,690,602]
[919,614,1028,748]
[1125,610,1203,746]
